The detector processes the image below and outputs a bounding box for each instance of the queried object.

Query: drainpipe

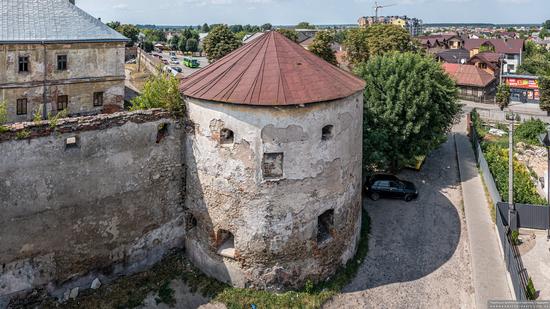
[42,41,48,120]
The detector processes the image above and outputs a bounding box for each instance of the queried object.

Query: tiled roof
[181,31,365,106]
[436,48,470,64]
[0,0,128,43]
[464,39,524,54]
[443,63,496,88]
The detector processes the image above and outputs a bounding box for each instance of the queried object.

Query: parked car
[365,174,418,202]
[170,60,180,65]
[162,59,169,65]
[171,66,182,73]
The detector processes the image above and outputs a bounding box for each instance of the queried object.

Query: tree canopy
[309,31,337,65]
[131,72,183,113]
[201,23,210,33]
[540,76,550,115]
[518,41,550,76]
[496,84,511,110]
[296,22,315,29]
[261,23,273,31]
[343,24,414,67]
[186,38,199,52]
[105,22,139,47]
[355,52,460,172]
[203,25,242,62]
[543,20,550,30]
[277,29,299,42]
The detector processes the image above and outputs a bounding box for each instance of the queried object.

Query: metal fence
[459,93,496,103]
[496,204,529,300]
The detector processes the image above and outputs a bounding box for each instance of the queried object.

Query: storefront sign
[505,78,539,89]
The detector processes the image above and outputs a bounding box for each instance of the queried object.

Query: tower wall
[184,92,364,290]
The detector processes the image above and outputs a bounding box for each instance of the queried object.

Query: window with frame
[57,95,68,111]
[16,98,27,115]
[93,92,104,106]
[18,56,29,72]
[57,55,67,71]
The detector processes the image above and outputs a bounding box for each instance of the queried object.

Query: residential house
[443,63,497,103]
[0,0,128,123]
[467,52,503,78]
[418,34,464,54]
[463,39,524,73]
[436,48,470,64]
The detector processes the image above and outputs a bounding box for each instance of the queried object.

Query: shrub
[484,143,546,205]
[0,100,7,125]
[515,119,547,145]
[131,72,183,114]
[511,230,520,245]
[526,277,537,300]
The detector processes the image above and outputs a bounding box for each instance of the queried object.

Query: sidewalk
[461,100,550,122]
[454,118,512,308]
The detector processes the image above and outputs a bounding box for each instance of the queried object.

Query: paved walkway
[461,100,550,123]
[455,117,512,307]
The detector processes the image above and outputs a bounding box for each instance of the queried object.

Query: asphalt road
[325,132,475,308]
[159,52,208,77]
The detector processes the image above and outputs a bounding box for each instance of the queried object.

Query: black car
[365,174,418,202]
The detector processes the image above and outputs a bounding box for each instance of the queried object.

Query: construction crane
[373,1,396,20]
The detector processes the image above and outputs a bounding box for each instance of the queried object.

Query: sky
[77,0,549,26]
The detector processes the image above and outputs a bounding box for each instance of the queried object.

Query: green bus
[184,57,200,68]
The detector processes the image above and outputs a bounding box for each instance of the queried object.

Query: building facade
[358,16,423,36]
[0,0,128,123]
[503,74,540,104]
[181,31,365,290]
[464,39,524,74]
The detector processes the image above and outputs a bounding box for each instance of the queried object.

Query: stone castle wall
[0,109,185,299]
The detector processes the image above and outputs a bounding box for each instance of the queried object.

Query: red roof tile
[463,39,524,54]
[181,31,365,106]
[442,63,496,88]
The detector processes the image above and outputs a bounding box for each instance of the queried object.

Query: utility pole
[508,112,518,230]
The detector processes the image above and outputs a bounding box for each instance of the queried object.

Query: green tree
[479,44,496,53]
[201,23,210,33]
[131,72,183,113]
[186,38,199,52]
[142,41,154,53]
[142,28,166,42]
[178,37,187,52]
[309,31,337,65]
[106,21,121,30]
[0,100,7,125]
[277,29,299,42]
[355,52,460,172]
[343,24,414,67]
[296,22,315,29]
[169,35,180,51]
[230,24,243,33]
[540,76,550,115]
[117,24,140,46]
[261,23,273,31]
[203,25,242,62]
[540,27,549,39]
[543,20,550,30]
[496,84,511,110]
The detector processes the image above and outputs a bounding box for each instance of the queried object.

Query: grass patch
[33,210,370,309]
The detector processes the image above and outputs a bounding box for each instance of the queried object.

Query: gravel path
[325,131,475,309]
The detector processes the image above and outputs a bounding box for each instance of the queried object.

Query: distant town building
[417,34,464,54]
[0,0,128,123]
[436,48,470,64]
[467,52,503,78]
[358,16,423,36]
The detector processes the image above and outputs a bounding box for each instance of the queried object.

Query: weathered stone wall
[184,93,364,290]
[0,42,125,123]
[0,110,185,298]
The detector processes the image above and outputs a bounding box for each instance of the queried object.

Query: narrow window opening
[57,95,68,111]
[322,125,334,141]
[57,55,67,71]
[16,98,27,115]
[216,229,235,259]
[18,56,29,72]
[185,214,197,231]
[317,209,334,244]
[156,123,170,143]
[93,92,104,106]
[262,152,283,179]
[220,128,234,145]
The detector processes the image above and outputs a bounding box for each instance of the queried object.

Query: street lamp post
[539,130,550,240]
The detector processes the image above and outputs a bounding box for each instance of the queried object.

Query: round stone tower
[181,31,365,290]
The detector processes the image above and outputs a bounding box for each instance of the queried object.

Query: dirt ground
[324,134,475,309]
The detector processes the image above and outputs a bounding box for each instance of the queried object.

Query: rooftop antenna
[374,1,396,21]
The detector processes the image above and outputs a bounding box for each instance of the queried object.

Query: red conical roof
[181,31,365,106]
